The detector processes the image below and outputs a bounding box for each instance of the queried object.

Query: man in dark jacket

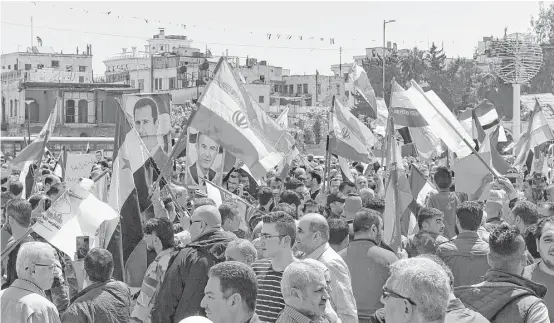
[455,224,550,323]
[151,205,236,323]
[61,248,131,323]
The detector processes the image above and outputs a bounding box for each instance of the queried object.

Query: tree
[303,128,315,144]
[312,116,323,144]
[530,2,554,45]
[527,2,554,94]
[429,42,447,72]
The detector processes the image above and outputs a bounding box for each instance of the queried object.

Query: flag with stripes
[205,180,253,233]
[328,97,375,163]
[276,107,289,129]
[189,57,295,178]
[513,99,554,169]
[383,117,413,250]
[105,100,156,282]
[348,62,378,119]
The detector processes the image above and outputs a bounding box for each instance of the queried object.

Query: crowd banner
[64,153,98,188]
[185,127,226,191]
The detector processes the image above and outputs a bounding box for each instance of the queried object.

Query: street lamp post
[382,19,396,99]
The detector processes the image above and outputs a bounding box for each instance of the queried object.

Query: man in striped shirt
[252,211,297,323]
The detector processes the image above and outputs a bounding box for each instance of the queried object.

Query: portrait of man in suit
[186,130,224,188]
[133,97,160,153]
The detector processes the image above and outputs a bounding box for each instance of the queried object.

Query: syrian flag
[10,100,58,171]
[106,100,154,283]
[383,117,413,250]
[276,107,289,129]
[513,99,554,169]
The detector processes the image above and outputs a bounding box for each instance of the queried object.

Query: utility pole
[30,16,33,49]
[339,47,342,77]
[383,19,396,98]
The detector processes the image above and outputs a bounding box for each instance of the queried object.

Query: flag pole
[204,179,267,216]
[410,80,498,178]
[31,100,58,193]
[322,97,335,194]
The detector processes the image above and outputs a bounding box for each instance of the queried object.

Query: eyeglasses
[34,262,62,271]
[190,219,205,226]
[382,286,416,306]
[260,233,286,240]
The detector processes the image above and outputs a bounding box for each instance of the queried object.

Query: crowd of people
[1,150,553,323]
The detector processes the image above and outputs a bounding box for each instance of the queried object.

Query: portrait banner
[185,126,226,191]
[121,93,172,169]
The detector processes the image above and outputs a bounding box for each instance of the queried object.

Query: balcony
[105,53,150,61]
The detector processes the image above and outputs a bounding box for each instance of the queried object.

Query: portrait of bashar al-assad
[186,131,224,187]
[133,97,167,153]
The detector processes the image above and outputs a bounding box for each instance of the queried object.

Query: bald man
[152,205,237,323]
[295,213,358,323]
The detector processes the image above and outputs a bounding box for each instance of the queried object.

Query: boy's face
[424,215,445,235]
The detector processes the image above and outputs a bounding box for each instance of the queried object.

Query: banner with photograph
[121,93,172,170]
[185,127,226,191]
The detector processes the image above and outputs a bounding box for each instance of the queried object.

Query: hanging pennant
[299,36,303,40]
[277,34,281,39]
[182,24,187,29]
[309,37,314,40]
[330,38,335,44]
[287,35,292,40]
[145,19,149,23]
[267,33,271,40]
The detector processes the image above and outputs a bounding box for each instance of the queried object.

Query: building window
[289,84,293,94]
[65,100,75,123]
[51,60,59,68]
[259,96,264,103]
[25,64,31,70]
[14,100,18,116]
[14,64,18,71]
[303,84,308,94]
[9,100,13,117]
[78,100,88,123]
[138,79,144,90]
[317,83,321,94]
[155,78,162,90]
[169,77,176,89]
[7,65,10,70]
[79,76,85,83]
[131,80,136,88]
[79,66,86,72]
[297,84,302,94]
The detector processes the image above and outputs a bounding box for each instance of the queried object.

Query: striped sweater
[252,259,286,323]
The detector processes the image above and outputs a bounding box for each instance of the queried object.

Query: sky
[1,1,550,76]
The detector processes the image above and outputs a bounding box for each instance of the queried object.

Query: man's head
[260,211,296,258]
[8,181,23,199]
[144,217,175,253]
[359,188,375,206]
[189,205,222,241]
[293,167,307,179]
[269,177,283,200]
[285,178,303,191]
[257,186,274,208]
[327,193,345,216]
[84,248,114,284]
[307,171,321,190]
[353,208,384,244]
[16,241,61,291]
[280,190,302,218]
[226,172,240,193]
[329,177,341,195]
[533,216,554,271]
[6,199,32,232]
[418,207,445,235]
[343,193,362,220]
[303,200,319,215]
[456,201,483,232]
[43,174,60,193]
[339,181,356,196]
[509,201,540,233]
[416,254,454,290]
[382,258,450,323]
[95,150,103,161]
[281,259,330,319]
[134,97,159,138]
[488,223,528,275]
[328,218,349,252]
[433,166,452,190]
[219,202,241,233]
[355,176,368,191]
[225,239,257,265]
[366,197,385,215]
[537,202,554,218]
[296,213,329,255]
[196,133,220,171]
[201,261,258,323]
[46,182,65,201]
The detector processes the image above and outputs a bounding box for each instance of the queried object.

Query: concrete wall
[245,83,271,110]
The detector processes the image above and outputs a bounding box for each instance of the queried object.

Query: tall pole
[382,20,386,99]
[30,16,33,48]
[339,47,342,76]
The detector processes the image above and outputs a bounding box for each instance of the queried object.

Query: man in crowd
[277,259,330,323]
[506,201,540,237]
[62,248,131,323]
[252,211,297,323]
[307,171,322,200]
[426,167,459,239]
[403,207,448,258]
[381,258,450,323]
[455,223,550,323]
[343,194,363,222]
[328,218,350,252]
[219,202,241,234]
[0,241,61,323]
[225,239,258,265]
[437,201,490,287]
[152,205,236,323]
[3,199,35,287]
[340,209,398,321]
[524,215,554,319]
[201,261,260,323]
[296,213,358,323]
[326,193,345,219]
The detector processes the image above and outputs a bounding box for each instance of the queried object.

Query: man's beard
[543,256,554,271]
